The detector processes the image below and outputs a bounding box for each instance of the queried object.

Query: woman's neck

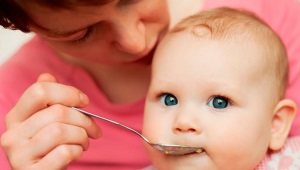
[60,53,151,104]
[83,63,151,104]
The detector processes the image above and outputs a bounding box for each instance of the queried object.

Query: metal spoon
[71,107,203,155]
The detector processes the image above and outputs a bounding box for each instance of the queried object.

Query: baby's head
[143,7,296,170]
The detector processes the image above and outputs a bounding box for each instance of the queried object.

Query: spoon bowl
[71,107,203,155]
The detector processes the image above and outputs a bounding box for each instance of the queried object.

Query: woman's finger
[35,144,83,170]
[2,122,91,169]
[28,122,90,156]
[1,106,100,169]
[37,73,58,83]
[19,105,101,140]
[5,82,89,129]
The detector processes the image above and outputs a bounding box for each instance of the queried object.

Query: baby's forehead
[154,7,287,99]
[160,30,269,65]
[155,30,275,84]
[153,32,279,101]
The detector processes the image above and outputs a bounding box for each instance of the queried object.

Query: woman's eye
[68,27,94,44]
[208,96,229,109]
[160,94,178,106]
[118,0,139,6]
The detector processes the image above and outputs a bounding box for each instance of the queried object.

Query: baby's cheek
[206,134,245,161]
[208,137,265,170]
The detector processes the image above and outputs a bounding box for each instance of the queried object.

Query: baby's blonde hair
[170,7,288,99]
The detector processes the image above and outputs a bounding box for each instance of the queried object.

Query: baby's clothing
[256,136,300,170]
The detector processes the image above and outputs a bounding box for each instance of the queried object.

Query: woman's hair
[0,0,113,32]
[171,7,289,99]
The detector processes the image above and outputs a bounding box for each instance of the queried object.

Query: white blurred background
[0,28,34,64]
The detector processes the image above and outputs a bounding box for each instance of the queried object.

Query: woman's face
[22,0,170,65]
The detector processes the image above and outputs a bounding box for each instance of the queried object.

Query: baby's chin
[149,150,217,170]
[150,151,259,170]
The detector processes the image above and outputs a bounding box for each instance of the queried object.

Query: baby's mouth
[184,148,205,156]
[165,148,205,157]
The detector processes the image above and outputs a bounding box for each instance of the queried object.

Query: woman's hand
[1,73,101,170]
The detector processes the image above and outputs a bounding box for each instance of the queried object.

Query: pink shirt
[1,0,300,169]
[0,37,150,170]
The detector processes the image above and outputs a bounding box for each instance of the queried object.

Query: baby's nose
[172,111,202,135]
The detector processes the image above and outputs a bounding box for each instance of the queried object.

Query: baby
[142,7,300,170]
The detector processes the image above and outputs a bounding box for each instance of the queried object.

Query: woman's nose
[113,19,147,54]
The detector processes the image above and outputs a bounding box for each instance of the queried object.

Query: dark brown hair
[0,0,114,32]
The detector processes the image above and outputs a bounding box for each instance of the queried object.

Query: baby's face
[143,32,278,170]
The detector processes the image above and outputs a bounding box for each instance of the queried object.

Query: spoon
[71,107,204,155]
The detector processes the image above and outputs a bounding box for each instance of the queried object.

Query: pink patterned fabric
[255,137,300,170]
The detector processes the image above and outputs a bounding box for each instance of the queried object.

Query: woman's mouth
[133,50,154,65]
[133,41,158,65]
[132,31,166,65]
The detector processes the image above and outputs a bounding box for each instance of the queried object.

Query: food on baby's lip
[164,148,204,155]
[196,148,203,153]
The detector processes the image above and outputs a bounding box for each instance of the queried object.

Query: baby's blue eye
[208,96,229,109]
[160,94,178,106]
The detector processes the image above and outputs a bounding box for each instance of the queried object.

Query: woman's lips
[133,40,158,65]
[132,30,166,65]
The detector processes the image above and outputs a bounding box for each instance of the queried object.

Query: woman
[0,0,299,169]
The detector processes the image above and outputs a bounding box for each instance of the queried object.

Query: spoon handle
[71,107,149,142]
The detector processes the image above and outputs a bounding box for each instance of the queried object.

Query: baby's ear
[269,99,296,150]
